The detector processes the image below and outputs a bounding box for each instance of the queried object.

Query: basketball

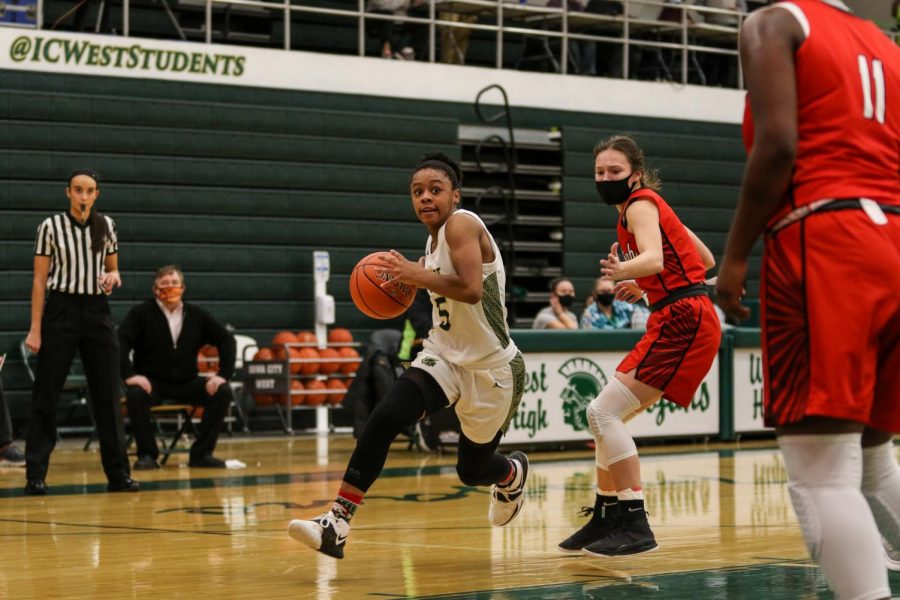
[318,348,341,375]
[327,327,354,344]
[325,378,346,405]
[305,379,328,406]
[349,252,416,319]
[337,347,360,374]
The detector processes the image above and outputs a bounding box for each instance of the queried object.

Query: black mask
[595,292,615,307]
[558,294,575,308]
[595,175,636,206]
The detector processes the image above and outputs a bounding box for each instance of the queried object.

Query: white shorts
[411,349,526,444]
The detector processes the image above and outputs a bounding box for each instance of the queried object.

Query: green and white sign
[733,348,768,434]
[504,351,719,445]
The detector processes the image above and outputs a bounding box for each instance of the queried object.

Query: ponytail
[89,210,110,254]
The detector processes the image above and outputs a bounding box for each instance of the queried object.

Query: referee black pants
[25,292,131,483]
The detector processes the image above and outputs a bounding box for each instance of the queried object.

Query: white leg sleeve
[586,379,641,466]
[779,433,890,600]
[595,439,608,470]
[862,442,900,552]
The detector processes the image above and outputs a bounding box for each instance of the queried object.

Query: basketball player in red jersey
[559,135,721,556]
[718,2,900,598]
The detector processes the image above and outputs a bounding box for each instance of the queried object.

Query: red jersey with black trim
[742,0,900,227]
[617,189,707,306]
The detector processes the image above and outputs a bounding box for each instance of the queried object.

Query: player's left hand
[382,250,424,288]
[716,257,751,321]
[206,375,227,396]
[99,270,122,295]
[599,242,625,281]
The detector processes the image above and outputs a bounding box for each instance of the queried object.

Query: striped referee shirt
[34,212,119,295]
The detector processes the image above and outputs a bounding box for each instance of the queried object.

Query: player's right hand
[614,280,643,303]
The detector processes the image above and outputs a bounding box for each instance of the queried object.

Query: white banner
[502,351,719,445]
[733,348,768,434]
[0,28,743,123]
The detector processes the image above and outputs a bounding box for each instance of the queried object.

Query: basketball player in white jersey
[288,153,529,559]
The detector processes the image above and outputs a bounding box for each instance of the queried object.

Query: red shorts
[618,295,721,407]
[761,209,900,430]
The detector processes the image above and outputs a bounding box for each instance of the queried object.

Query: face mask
[595,292,615,307]
[156,285,184,303]
[595,174,636,206]
[558,294,575,308]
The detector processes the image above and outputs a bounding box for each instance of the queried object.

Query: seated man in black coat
[119,265,236,470]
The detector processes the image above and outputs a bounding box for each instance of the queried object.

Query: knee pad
[780,434,890,599]
[585,378,641,466]
[862,442,900,552]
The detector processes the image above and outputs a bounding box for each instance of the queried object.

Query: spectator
[367,0,420,60]
[549,0,597,75]
[580,277,634,330]
[533,277,579,329]
[118,265,236,470]
[438,10,477,65]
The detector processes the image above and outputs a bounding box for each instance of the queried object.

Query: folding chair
[19,340,98,451]
[150,404,199,465]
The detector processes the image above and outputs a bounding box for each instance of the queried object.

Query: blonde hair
[593,135,661,191]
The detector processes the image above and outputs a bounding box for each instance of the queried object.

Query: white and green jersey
[420,209,518,370]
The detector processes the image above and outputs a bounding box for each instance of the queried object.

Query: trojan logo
[559,358,608,432]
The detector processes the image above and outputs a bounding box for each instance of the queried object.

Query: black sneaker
[582,506,658,557]
[24,479,48,496]
[0,445,25,467]
[134,455,160,470]
[288,511,351,559]
[107,477,140,493]
[559,499,619,553]
[188,455,226,468]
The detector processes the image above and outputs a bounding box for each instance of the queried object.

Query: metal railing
[33,0,900,89]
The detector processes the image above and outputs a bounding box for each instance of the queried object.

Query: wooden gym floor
[1,435,897,599]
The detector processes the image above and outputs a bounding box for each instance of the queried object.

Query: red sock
[332,489,363,522]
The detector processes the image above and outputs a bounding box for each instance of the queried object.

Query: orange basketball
[254,393,273,407]
[318,348,341,375]
[272,331,298,346]
[325,378,346,405]
[290,380,305,406]
[295,331,317,346]
[197,345,218,373]
[328,328,354,344]
[297,347,320,376]
[349,252,416,319]
[253,348,274,362]
[338,347,360,374]
[305,379,328,406]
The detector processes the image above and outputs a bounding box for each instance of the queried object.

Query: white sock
[617,487,643,501]
[862,442,900,552]
[779,433,889,600]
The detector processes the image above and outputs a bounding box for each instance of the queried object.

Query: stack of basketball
[251,328,360,407]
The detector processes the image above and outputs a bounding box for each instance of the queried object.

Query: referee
[23,169,138,495]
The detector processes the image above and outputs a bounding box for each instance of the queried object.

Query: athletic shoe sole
[582,542,659,558]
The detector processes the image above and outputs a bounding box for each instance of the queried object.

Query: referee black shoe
[107,477,140,493]
[24,479,48,496]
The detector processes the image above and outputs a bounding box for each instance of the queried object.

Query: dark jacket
[118,300,236,383]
